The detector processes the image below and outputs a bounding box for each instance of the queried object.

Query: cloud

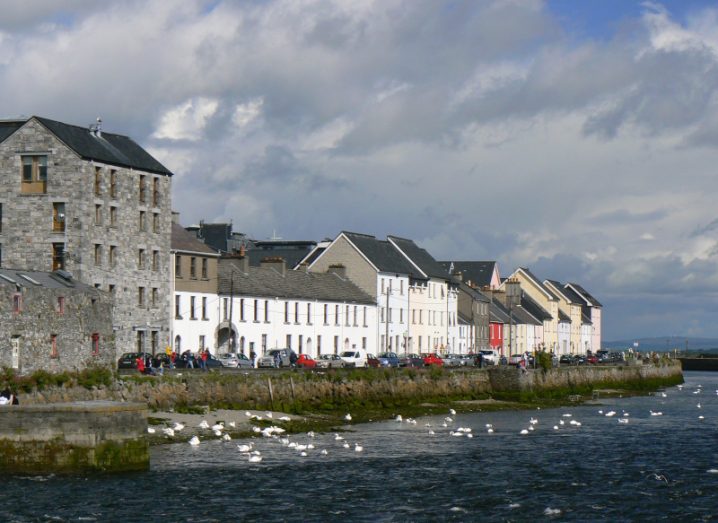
[1,0,717,340]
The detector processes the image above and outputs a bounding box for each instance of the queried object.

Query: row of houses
[0,115,601,373]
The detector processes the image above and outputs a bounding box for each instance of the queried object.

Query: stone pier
[0,401,148,474]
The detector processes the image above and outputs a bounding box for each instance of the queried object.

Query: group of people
[135,347,213,374]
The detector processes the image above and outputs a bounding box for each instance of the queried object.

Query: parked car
[316,354,346,369]
[377,352,400,368]
[509,354,524,366]
[585,354,598,365]
[296,354,317,369]
[117,352,151,369]
[455,354,474,366]
[442,354,463,367]
[559,354,575,366]
[366,353,380,368]
[340,349,368,368]
[258,348,294,368]
[218,352,239,368]
[479,349,499,365]
[398,353,424,368]
[596,350,610,362]
[422,353,444,366]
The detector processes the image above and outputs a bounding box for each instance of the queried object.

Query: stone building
[0,116,173,357]
[0,268,114,373]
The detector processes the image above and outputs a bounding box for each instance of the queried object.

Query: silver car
[258,348,293,368]
[316,354,346,369]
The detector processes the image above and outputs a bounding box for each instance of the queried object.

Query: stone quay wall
[18,362,682,413]
[0,401,149,473]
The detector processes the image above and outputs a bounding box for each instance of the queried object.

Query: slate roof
[520,293,552,321]
[545,279,582,304]
[387,236,450,280]
[512,306,541,326]
[171,223,218,255]
[246,247,315,270]
[0,120,24,143]
[558,310,571,323]
[459,281,490,303]
[298,246,326,268]
[581,311,593,325]
[566,282,603,307]
[0,268,99,291]
[489,300,511,323]
[13,116,172,175]
[218,259,375,304]
[341,232,420,277]
[438,261,496,288]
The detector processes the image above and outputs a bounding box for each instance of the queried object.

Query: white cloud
[153,97,219,141]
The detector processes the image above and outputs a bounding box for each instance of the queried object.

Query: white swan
[162,428,175,437]
[237,443,253,452]
[449,408,456,415]
[147,427,156,434]
[198,420,209,429]
[189,436,200,446]
[173,423,185,431]
[354,444,363,452]
[345,414,352,421]
[520,429,529,435]
[248,455,262,463]
[605,411,616,417]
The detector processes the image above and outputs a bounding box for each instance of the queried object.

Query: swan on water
[345,414,352,421]
[198,420,209,429]
[248,455,262,463]
[189,436,200,446]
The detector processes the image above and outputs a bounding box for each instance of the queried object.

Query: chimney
[327,264,347,279]
[260,256,286,276]
[171,211,180,224]
[454,270,463,282]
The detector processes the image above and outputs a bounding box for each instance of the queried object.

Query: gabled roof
[341,232,419,276]
[218,259,375,304]
[11,116,172,175]
[489,300,511,323]
[387,236,450,280]
[439,261,496,288]
[511,267,559,301]
[512,307,541,326]
[172,223,219,255]
[566,282,603,307]
[458,281,490,303]
[558,310,571,323]
[0,120,24,142]
[545,279,581,304]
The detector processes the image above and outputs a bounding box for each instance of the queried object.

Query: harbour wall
[18,362,683,413]
[0,401,149,473]
[679,358,718,371]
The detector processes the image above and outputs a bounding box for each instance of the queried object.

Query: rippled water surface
[2,371,718,522]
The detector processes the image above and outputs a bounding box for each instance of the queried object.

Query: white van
[340,349,368,368]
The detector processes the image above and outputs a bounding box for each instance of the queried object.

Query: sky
[1,0,717,341]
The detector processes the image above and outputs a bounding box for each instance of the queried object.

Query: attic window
[12,293,22,314]
[21,155,48,194]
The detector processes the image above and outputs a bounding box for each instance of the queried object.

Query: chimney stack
[327,264,347,279]
[260,256,286,277]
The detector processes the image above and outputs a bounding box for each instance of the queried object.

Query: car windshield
[319,355,333,360]
[340,351,357,357]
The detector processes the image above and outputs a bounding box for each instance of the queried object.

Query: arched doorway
[215,321,237,353]
[174,335,181,353]
[239,336,246,355]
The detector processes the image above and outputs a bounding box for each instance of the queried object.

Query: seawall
[18,362,683,414]
[0,401,149,473]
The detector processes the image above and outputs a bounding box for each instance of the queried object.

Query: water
[1,372,718,522]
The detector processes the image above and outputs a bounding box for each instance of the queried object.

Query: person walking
[201,348,209,371]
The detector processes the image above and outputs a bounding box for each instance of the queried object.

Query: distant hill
[603,337,718,352]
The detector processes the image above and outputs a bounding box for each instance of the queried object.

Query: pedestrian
[201,348,209,371]
[274,351,281,368]
[185,351,194,369]
[136,355,146,374]
[250,349,256,367]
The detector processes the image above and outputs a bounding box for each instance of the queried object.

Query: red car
[296,354,317,369]
[422,353,444,366]
[366,353,380,368]
[585,354,598,365]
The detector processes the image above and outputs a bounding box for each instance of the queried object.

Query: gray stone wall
[0,119,172,357]
[0,282,115,373]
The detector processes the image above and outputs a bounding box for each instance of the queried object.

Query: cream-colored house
[544,280,584,354]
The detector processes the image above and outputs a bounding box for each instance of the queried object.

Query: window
[362,337,367,349]
[152,331,159,354]
[50,334,58,358]
[223,298,228,320]
[138,249,145,269]
[175,255,182,277]
[353,306,358,326]
[400,308,403,324]
[153,177,160,206]
[153,213,160,233]
[199,335,205,351]
[335,304,339,326]
[57,296,65,315]
[190,257,196,279]
[363,307,367,327]
[109,284,115,295]
[110,169,117,199]
[12,293,22,314]
[254,300,258,322]
[201,258,208,279]
[175,295,182,319]
[324,304,328,324]
[400,280,404,295]
[0,203,2,232]
[109,245,117,268]
[190,296,196,319]
[94,167,101,196]
[334,335,339,354]
[151,287,158,307]
[139,175,146,203]
[21,155,48,193]
[50,202,66,232]
[317,335,322,354]
[286,334,292,349]
[294,302,299,323]
[138,286,145,307]
[94,244,102,266]
[139,211,146,232]
[240,298,245,321]
[152,250,159,271]
[202,297,208,320]
[52,243,65,271]
[136,331,145,353]
[284,302,289,323]
[345,305,350,326]
[264,300,269,322]
[92,333,100,356]
[307,303,312,325]
[110,206,117,227]
[298,335,303,354]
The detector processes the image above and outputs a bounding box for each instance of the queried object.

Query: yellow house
[544,280,584,354]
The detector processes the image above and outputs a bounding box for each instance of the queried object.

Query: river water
[1,371,717,522]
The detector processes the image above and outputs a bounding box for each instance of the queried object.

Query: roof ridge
[34,115,131,140]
